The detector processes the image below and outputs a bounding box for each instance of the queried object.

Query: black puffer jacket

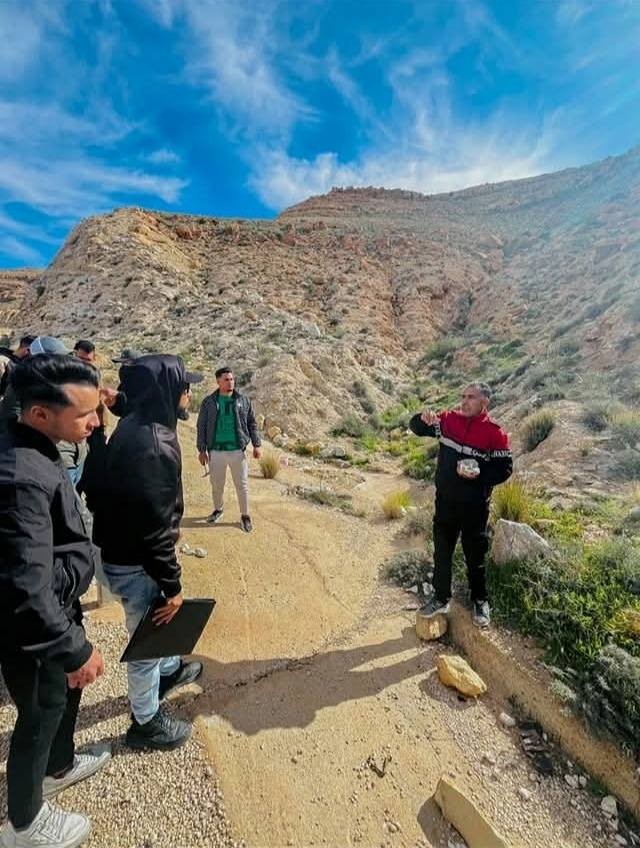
[0,422,97,670]
[89,355,187,598]
[196,390,261,453]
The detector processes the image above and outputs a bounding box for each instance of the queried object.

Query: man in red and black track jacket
[409,382,512,627]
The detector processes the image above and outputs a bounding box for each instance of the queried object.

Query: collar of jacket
[10,420,60,461]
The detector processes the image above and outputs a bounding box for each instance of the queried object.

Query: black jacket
[409,409,513,503]
[196,390,261,453]
[88,355,186,598]
[0,422,97,671]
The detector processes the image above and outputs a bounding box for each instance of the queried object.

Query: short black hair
[215,366,233,379]
[19,334,36,348]
[74,339,95,354]
[11,354,99,411]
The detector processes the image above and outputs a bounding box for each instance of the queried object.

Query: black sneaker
[159,660,203,701]
[125,706,191,751]
[418,597,451,617]
[206,509,224,524]
[472,599,491,628]
[240,514,253,533]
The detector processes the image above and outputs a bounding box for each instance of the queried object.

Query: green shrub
[581,645,640,754]
[382,490,412,520]
[402,447,436,481]
[488,537,640,674]
[609,407,640,448]
[491,478,532,523]
[521,409,555,452]
[383,550,432,588]
[581,401,615,432]
[359,432,382,453]
[331,414,369,438]
[418,337,460,364]
[615,449,640,481]
[404,505,433,537]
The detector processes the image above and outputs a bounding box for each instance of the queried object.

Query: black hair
[11,354,99,410]
[215,366,233,379]
[74,339,95,354]
[19,334,36,348]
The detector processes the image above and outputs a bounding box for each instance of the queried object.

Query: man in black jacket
[90,355,204,751]
[0,355,108,848]
[409,382,513,627]
[196,367,262,533]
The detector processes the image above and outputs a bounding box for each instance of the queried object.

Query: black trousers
[432,494,490,603]
[0,651,82,829]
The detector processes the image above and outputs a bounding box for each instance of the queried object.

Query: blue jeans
[101,564,180,724]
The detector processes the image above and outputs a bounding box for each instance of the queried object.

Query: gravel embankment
[0,617,244,848]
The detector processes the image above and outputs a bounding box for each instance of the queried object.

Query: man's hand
[100,387,119,408]
[253,446,262,460]
[67,648,104,689]
[198,451,209,467]
[152,593,183,626]
[420,409,439,426]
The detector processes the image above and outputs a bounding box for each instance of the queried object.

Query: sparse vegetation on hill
[488,533,640,753]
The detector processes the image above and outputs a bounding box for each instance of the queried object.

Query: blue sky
[1,0,639,267]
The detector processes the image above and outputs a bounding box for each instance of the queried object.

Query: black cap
[184,370,203,385]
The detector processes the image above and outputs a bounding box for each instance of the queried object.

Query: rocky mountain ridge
[2,146,639,443]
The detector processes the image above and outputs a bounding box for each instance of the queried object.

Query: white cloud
[250,115,560,210]
[146,148,181,164]
[182,1,314,140]
[0,4,188,263]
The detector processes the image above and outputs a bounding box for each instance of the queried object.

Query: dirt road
[175,430,607,848]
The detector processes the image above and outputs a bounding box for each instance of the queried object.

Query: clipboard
[120,598,216,662]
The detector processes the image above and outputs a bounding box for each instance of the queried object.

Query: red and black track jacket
[409,409,512,503]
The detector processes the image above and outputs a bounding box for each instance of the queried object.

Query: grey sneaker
[43,746,111,799]
[418,597,451,617]
[472,599,491,628]
[0,801,91,847]
[206,509,224,524]
[240,515,253,533]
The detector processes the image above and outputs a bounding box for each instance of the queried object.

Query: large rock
[434,777,509,848]
[491,519,552,565]
[416,612,448,641]
[266,425,282,440]
[437,655,487,697]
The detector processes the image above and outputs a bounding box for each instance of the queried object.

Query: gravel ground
[0,617,244,848]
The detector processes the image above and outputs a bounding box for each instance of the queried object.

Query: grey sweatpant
[209,449,249,515]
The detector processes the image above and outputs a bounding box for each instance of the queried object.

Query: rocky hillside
[3,146,640,446]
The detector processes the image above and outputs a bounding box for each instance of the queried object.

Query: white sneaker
[43,746,111,799]
[0,801,91,847]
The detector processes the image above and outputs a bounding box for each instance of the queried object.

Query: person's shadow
[182,625,436,734]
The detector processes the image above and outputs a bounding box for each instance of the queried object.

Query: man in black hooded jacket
[88,354,204,751]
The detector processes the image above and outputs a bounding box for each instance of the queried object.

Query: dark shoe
[472,599,491,628]
[125,707,191,751]
[240,514,253,533]
[206,509,224,524]
[159,660,203,701]
[418,597,451,617]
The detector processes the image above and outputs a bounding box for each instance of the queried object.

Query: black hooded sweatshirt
[89,355,187,598]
